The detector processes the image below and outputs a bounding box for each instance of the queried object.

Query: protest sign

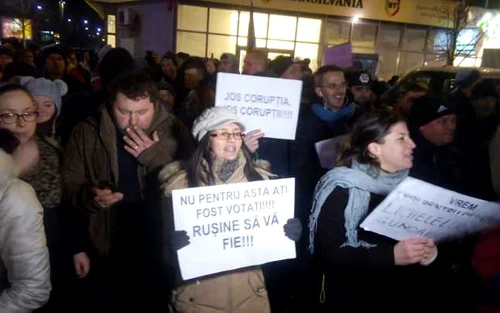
[171,178,296,280]
[360,177,500,242]
[315,134,349,169]
[324,42,353,68]
[215,73,302,140]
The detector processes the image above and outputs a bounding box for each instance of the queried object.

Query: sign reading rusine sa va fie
[215,73,302,140]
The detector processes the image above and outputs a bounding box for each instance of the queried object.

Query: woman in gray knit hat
[158,107,301,313]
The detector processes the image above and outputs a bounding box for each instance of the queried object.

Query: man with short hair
[218,53,239,74]
[408,95,460,190]
[242,49,268,75]
[394,81,429,116]
[62,69,194,311]
[345,70,373,112]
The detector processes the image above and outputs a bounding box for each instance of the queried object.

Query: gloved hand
[169,230,190,251]
[284,218,302,242]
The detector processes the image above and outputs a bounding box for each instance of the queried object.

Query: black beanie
[410,95,455,127]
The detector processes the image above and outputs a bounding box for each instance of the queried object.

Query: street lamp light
[83,20,88,24]
[67,18,72,22]
[37,5,42,10]
[85,27,89,31]
[349,14,361,42]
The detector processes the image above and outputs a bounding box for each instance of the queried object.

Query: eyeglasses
[321,82,348,89]
[0,111,38,124]
[210,131,244,140]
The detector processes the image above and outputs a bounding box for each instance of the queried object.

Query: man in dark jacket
[408,95,462,191]
[408,95,479,312]
[62,70,194,312]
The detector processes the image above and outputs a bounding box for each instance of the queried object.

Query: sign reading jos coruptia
[171,178,296,280]
[215,73,302,140]
[360,177,500,242]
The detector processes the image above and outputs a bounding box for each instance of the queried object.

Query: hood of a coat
[0,149,17,186]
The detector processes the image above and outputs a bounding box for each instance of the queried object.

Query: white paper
[315,135,349,169]
[360,177,500,242]
[172,178,296,280]
[215,73,302,140]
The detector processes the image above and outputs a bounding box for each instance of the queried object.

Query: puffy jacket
[0,150,51,312]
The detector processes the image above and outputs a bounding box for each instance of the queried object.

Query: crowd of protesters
[2,36,500,313]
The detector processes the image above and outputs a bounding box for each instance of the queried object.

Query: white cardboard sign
[360,177,500,242]
[215,73,302,140]
[315,134,349,169]
[172,178,296,280]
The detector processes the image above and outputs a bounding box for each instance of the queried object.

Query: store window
[377,24,401,48]
[324,20,350,46]
[295,42,319,69]
[208,34,237,58]
[297,18,321,43]
[209,8,238,35]
[177,31,206,56]
[176,4,321,70]
[352,23,377,49]
[403,28,426,52]
[107,15,116,47]
[376,48,399,80]
[424,53,447,67]
[268,14,297,41]
[177,5,207,32]
[399,52,424,75]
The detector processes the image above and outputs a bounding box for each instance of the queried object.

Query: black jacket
[311,187,436,313]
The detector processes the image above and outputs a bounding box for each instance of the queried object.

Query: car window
[399,71,455,96]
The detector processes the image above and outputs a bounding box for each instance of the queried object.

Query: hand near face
[123,126,159,158]
[12,139,39,174]
[243,129,264,153]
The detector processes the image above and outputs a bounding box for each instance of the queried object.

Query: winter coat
[0,150,51,312]
[62,103,195,257]
[158,152,274,313]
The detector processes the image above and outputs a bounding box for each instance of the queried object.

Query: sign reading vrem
[215,73,302,140]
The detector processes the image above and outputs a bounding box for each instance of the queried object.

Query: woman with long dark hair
[308,109,438,312]
[159,107,301,313]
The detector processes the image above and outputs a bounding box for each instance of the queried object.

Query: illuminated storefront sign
[1,18,32,40]
[196,0,454,27]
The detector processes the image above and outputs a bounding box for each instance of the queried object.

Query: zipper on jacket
[228,274,233,313]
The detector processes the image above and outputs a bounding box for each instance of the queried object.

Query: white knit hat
[191,107,245,142]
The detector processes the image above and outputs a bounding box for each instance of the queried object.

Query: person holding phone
[62,69,194,312]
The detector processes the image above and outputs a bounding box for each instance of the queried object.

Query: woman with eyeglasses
[158,107,301,313]
[0,83,70,311]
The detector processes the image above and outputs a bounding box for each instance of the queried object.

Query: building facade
[91,0,490,79]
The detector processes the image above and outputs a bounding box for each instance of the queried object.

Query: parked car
[383,66,500,102]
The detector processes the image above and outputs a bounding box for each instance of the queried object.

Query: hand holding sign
[171,178,296,280]
[393,238,430,265]
[284,218,302,242]
[170,230,190,251]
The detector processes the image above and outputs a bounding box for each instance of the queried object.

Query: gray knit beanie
[20,77,68,117]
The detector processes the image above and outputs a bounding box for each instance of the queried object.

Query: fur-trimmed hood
[158,155,276,197]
